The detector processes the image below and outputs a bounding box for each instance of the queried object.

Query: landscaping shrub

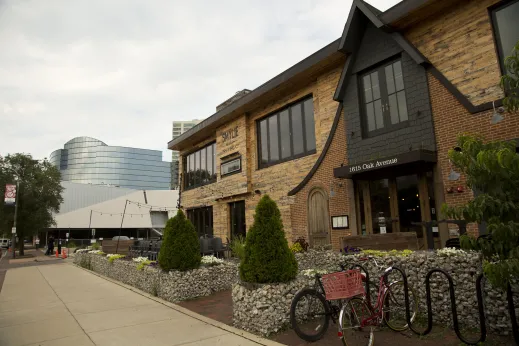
[66,241,77,248]
[293,236,309,252]
[239,194,297,283]
[158,210,201,271]
[90,242,101,250]
[290,242,304,253]
[230,235,246,260]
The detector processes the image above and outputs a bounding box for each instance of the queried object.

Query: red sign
[4,184,16,205]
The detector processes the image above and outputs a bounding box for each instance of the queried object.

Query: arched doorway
[307,188,330,247]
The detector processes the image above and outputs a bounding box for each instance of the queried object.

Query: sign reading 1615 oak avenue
[349,158,398,174]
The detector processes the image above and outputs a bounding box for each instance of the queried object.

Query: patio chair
[212,237,224,258]
[200,238,214,256]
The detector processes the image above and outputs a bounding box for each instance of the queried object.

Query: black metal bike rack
[380,265,519,345]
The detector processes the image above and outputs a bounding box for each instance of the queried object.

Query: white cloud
[0,0,400,161]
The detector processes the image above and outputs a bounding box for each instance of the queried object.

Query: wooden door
[308,188,330,246]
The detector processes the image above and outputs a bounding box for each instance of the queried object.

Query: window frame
[220,156,242,177]
[489,0,519,76]
[358,56,410,138]
[182,142,216,191]
[186,206,213,237]
[256,95,317,170]
[331,215,349,230]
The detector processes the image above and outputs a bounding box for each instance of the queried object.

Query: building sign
[348,158,398,174]
[4,184,16,206]
[221,126,238,142]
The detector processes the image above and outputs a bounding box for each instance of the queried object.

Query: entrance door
[230,201,246,240]
[308,188,331,246]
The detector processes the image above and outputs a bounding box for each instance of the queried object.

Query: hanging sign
[4,184,16,206]
[380,226,387,234]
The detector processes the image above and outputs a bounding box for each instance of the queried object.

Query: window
[221,157,241,176]
[187,206,213,237]
[360,58,408,136]
[183,143,216,190]
[331,215,349,229]
[257,96,316,168]
[491,0,519,74]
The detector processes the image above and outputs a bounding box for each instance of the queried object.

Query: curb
[71,262,285,346]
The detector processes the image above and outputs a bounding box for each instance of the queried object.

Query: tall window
[187,206,213,237]
[257,96,316,169]
[491,0,519,74]
[183,143,216,190]
[360,58,408,137]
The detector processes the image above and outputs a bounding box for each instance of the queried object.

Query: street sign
[4,184,16,206]
[11,227,16,234]
[92,229,96,236]
[66,233,69,238]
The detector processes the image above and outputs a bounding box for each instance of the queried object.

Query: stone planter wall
[232,250,519,337]
[74,253,238,301]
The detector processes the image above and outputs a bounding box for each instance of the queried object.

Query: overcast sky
[0,0,400,162]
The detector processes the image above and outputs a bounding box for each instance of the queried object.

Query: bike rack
[382,266,493,345]
[349,263,519,345]
[349,263,371,305]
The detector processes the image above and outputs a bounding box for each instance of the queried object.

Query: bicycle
[289,256,419,345]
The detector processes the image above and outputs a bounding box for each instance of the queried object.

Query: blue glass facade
[50,137,171,190]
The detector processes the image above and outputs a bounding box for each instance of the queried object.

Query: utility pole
[11,179,20,259]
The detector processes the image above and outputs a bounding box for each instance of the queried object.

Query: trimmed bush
[158,210,201,271]
[240,195,298,283]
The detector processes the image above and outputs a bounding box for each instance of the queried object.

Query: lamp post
[11,179,20,259]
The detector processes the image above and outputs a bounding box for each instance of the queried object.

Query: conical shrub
[158,209,201,271]
[239,194,298,283]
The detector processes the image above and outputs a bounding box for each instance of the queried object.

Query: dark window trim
[488,0,519,76]
[220,156,242,178]
[358,55,410,138]
[182,141,217,191]
[256,94,316,170]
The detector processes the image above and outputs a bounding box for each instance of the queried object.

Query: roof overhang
[168,38,344,151]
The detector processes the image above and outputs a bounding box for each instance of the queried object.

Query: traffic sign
[11,227,16,234]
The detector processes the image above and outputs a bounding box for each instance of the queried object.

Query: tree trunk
[18,230,24,256]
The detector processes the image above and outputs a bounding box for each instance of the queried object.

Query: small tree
[443,134,519,290]
[240,195,298,283]
[158,210,201,271]
[500,40,519,113]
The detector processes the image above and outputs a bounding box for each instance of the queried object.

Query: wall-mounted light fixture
[490,101,504,124]
[457,186,464,193]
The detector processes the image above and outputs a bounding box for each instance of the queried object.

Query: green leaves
[500,40,519,113]
[445,135,519,290]
[239,194,298,283]
[158,210,201,272]
[0,154,64,254]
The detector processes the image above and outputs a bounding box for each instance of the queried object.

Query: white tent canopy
[53,190,179,229]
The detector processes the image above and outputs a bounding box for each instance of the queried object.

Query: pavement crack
[36,266,98,346]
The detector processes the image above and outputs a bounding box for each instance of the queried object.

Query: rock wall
[233,250,519,337]
[74,253,238,302]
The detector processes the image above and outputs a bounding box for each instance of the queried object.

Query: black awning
[334,150,436,179]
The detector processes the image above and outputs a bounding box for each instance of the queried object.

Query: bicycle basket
[321,270,365,300]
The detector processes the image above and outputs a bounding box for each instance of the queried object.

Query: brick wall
[427,72,519,236]
[290,111,352,250]
[405,0,503,106]
[179,62,345,242]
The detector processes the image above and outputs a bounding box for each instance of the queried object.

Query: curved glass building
[50,137,171,190]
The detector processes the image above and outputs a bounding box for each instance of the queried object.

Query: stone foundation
[74,253,238,302]
[232,250,519,337]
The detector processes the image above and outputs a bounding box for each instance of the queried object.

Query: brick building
[168,0,519,250]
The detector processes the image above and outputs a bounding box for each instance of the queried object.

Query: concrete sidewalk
[0,264,283,346]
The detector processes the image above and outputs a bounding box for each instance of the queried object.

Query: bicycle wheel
[339,297,374,346]
[382,280,419,331]
[290,288,330,342]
